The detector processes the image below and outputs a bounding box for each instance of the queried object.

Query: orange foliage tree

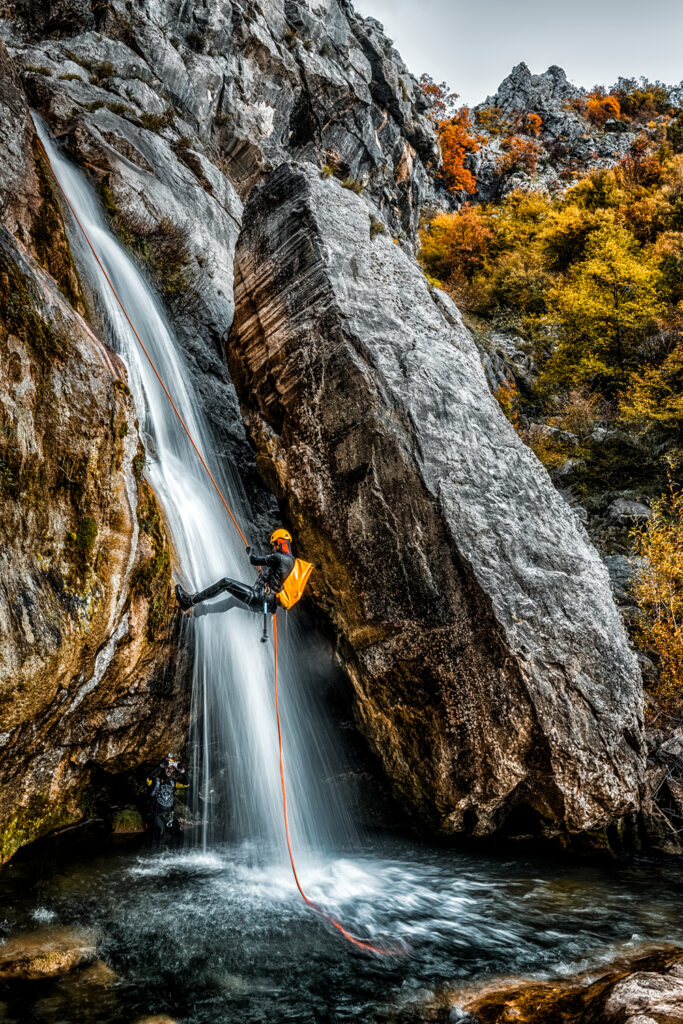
[420,74,481,194]
[585,89,621,127]
[497,136,541,175]
[419,206,491,285]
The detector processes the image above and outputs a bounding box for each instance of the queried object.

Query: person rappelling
[175,528,313,641]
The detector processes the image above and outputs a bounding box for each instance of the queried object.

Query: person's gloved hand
[245,545,251,555]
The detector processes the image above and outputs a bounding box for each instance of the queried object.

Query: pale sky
[356,0,683,107]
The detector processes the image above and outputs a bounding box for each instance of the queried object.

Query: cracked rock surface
[229,162,645,839]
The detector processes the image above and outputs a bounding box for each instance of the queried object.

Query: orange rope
[39,134,395,956]
[273,614,396,955]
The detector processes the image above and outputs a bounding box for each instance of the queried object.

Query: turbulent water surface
[1,836,683,1023]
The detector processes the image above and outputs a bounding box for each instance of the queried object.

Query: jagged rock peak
[485,61,580,113]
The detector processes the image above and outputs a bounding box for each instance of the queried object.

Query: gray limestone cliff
[228,162,646,841]
[0,38,187,863]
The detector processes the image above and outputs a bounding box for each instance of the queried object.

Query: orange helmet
[270,528,292,549]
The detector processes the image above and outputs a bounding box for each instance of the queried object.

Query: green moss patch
[31,144,85,311]
[0,233,73,363]
[97,177,194,308]
[0,794,76,866]
[134,485,173,639]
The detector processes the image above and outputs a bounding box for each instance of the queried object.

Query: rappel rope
[37,136,394,957]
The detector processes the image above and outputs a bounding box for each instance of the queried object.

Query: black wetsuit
[188,548,295,613]
[147,764,188,842]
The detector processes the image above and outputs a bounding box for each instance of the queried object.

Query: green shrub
[342,177,363,195]
[139,108,175,131]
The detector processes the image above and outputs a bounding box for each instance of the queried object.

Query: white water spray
[34,117,353,857]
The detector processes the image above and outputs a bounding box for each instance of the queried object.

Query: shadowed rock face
[0,44,188,863]
[229,163,646,840]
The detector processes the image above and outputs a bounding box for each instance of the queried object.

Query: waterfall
[33,116,353,858]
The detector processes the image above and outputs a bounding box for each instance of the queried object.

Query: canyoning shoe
[175,584,194,612]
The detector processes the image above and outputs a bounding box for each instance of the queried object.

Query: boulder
[606,498,652,526]
[603,554,648,606]
[448,947,683,1023]
[229,162,645,840]
[0,927,97,980]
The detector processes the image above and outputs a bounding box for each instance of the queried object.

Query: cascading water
[33,116,353,859]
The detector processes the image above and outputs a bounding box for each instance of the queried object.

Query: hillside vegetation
[420,73,683,722]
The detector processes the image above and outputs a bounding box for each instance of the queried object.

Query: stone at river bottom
[230,162,645,841]
[0,927,98,980]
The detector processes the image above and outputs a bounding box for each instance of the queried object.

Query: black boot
[175,584,194,612]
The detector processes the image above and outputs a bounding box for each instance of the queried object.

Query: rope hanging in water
[38,134,394,957]
[273,614,395,955]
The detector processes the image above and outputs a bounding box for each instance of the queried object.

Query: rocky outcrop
[0,43,187,863]
[470,63,637,202]
[448,947,683,1023]
[229,162,646,842]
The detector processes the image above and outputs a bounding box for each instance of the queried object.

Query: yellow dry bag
[278,559,314,610]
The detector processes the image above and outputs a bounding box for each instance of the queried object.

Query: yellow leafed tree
[631,490,683,718]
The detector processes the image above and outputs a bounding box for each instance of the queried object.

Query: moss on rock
[134,484,173,640]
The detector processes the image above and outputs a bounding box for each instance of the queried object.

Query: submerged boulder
[229,163,646,841]
[0,927,98,980]
[450,947,683,1023]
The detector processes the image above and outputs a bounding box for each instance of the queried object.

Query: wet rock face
[2,0,435,525]
[470,62,636,202]
[0,58,188,864]
[230,162,645,840]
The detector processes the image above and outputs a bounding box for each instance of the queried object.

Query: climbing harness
[37,135,395,957]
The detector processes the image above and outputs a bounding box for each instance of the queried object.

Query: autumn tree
[419,74,459,120]
[667,111,683,154]
[497,135,541,175]
[539,221,663,392]
[614,78,672,121]
[585,89,621,127]
[419,207,491,287]
[630,489,683,718]
[420,74,481,194]
[620,338,683,431]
